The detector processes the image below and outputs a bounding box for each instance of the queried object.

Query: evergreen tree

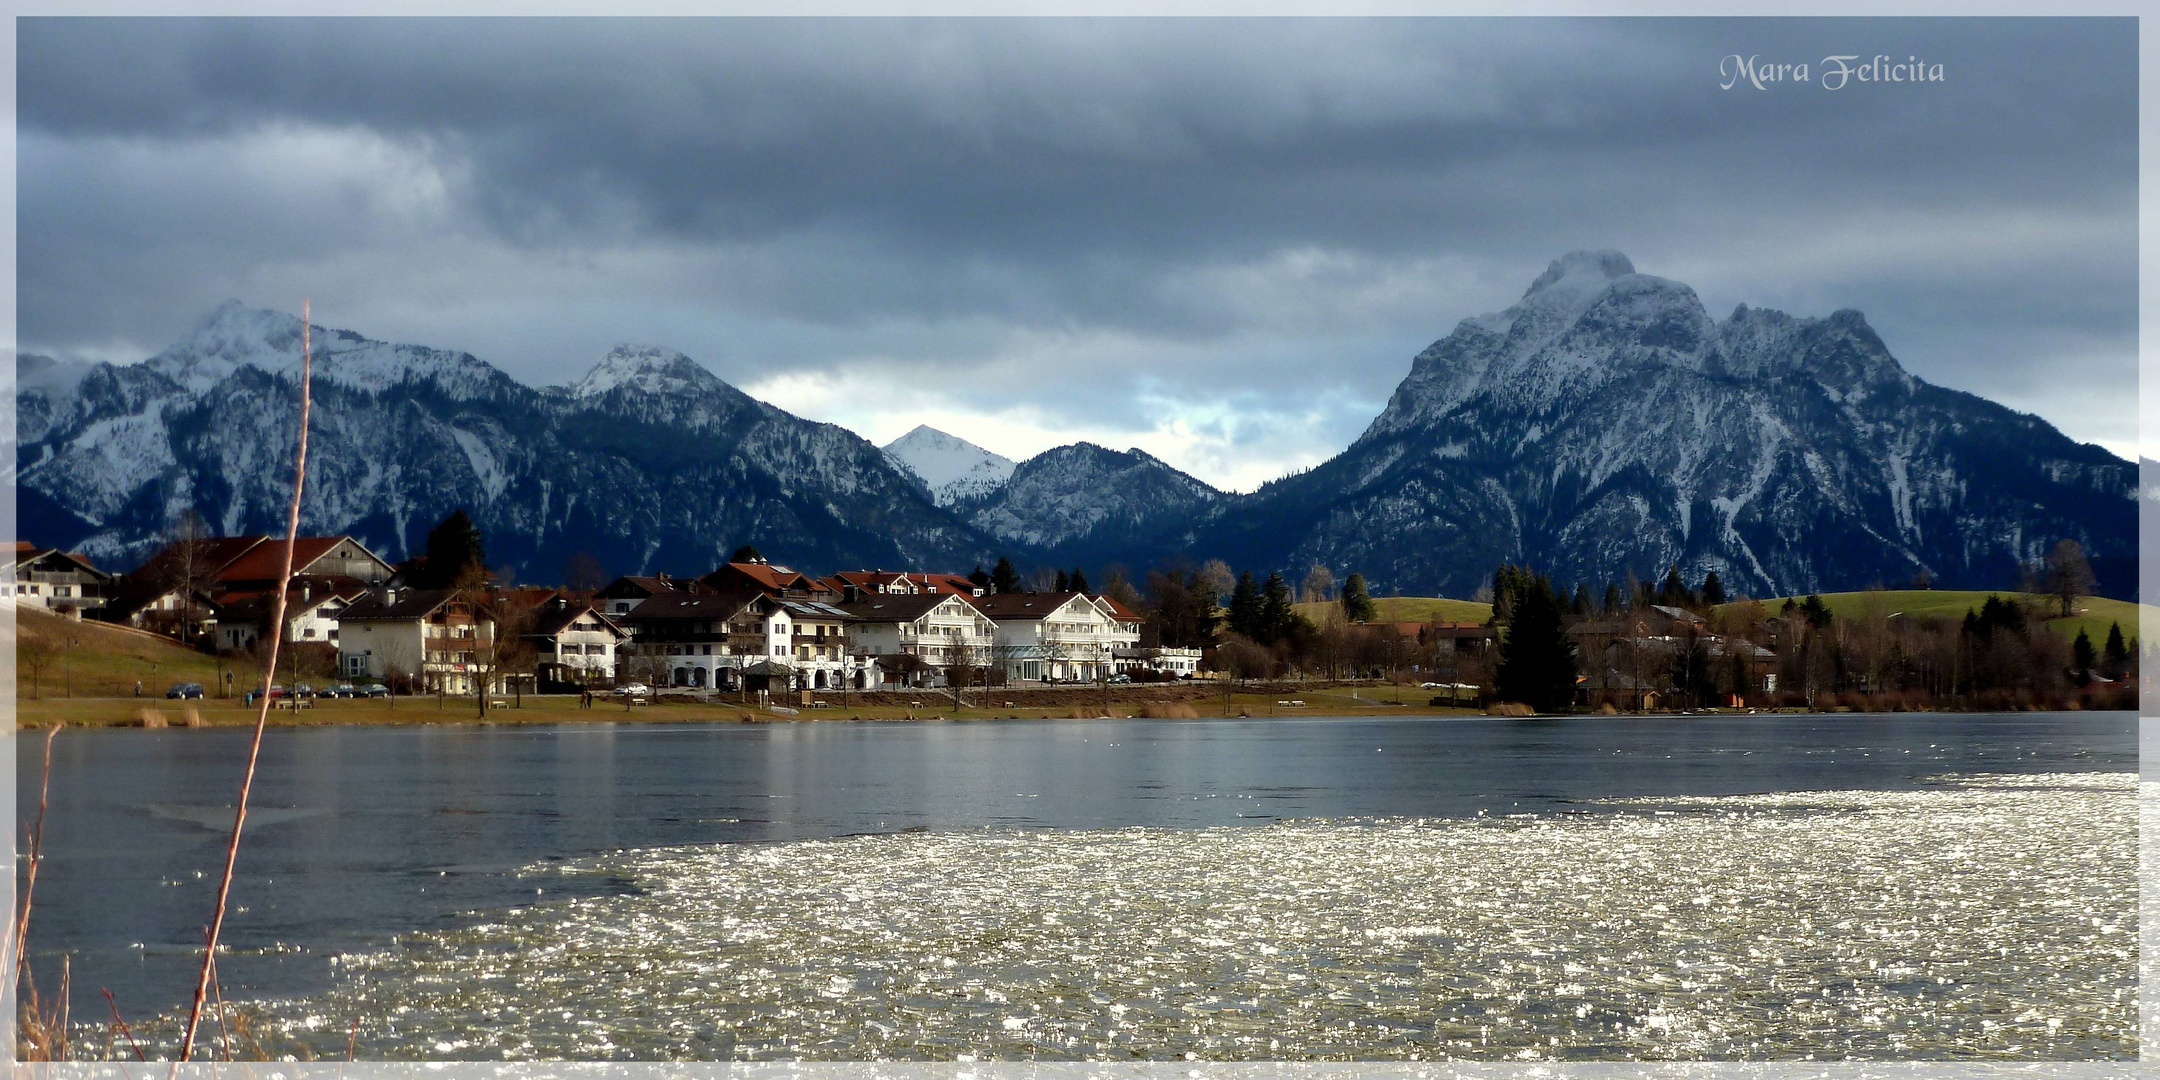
[1799,594,1834,629]
[2103,622,2129,679]
[1571,584,1591,616]
[968,564,991,590]
[1260,572,1295,643]
[1658,566,1690,608]
[991,557,1020,594]
[1701,570,1727,607]
[1228,572,1263,639]
[1340,573,1377,623]
[421,510,487,589]
[1068,567,1090,594]
[1054,569,1071,592]
[729,544,764,563]
[1494,575,1577,713]
[1603,583,1624,614]
[2072,629,2097,685]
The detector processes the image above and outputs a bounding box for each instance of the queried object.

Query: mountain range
[16,252,2137,599]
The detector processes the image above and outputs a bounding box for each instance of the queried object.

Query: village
[8,517,2137,720]
[6,530,1212,706]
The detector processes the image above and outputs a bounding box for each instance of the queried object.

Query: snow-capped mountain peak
[1520,249,1636,305]
[144,301,307,393]
[572,344,726,399]
[139,301,507,398]
[882,425,1017,507]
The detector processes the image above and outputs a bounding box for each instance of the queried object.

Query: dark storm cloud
[16,17,2139,480]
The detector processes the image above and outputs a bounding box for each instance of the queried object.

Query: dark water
[16,711,2133,1026]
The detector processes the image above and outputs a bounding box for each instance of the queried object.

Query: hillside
[15,608,240,698]
[1723,590,2147,648]
[1295,596,1494,628]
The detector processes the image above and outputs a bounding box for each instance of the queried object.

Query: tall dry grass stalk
[14,727,67,1058]
[180,298,314,1061]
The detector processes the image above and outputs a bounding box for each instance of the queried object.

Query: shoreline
[11,691,2134,730]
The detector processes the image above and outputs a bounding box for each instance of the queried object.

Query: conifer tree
[1603,583,1624,614]
[1340,574,1376,623]
[991,557,1020,594]
[1069,567,1090,594]
[421,510,487,589]
[1260,572,1294,643]
[1228,572,1263,638]
[1658,566,1690,608]
[1054,569,1071,592]
[1494,574,1577,713]
[1701,570,1727,606]
[2103,622,2129,679]
[2072,629,2097,685]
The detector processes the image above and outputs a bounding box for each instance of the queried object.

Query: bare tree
[471,590,538,714]
[1299,563,1336,604]
[1195,559,1235,608]
[2043,539,2096,618]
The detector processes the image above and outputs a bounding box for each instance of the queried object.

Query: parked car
[355,683,390,698]
[166,682,204,699]
[617,682,653,698]
[320,683,358,698]
[292,683,317,698]
[1106,674,1133,684]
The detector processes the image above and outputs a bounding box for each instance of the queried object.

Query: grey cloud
[16,16,2139,474]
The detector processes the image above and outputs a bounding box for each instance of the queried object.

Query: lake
[16,711,2136,1060]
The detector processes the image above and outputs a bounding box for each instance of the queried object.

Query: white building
[7,544,113,618]
[974,592,1142,683]
[335,588,497,694]
[620,592,867,692]
[528,595,627,686]
[839,592,997,687]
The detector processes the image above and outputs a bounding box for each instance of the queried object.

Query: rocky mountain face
[954,443,1223,569]
[1176,251,2136,599]
[17,303,1001,579]
[881,425,1016,507]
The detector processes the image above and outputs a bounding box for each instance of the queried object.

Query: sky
[17,17,2139,490]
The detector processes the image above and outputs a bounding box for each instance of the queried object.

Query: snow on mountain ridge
[571,344,728,399]
[881,425,1017,507]
[141,300,506,398]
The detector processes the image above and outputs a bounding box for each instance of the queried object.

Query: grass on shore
[15,608,251,700]
[1720,590,2149,645]
[16,681,1483,729]
[1295,596,1494,627]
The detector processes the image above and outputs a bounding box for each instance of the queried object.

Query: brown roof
[337,588,482,622]
[529,602,625,639]
[621,591,766,622]
[1094,595,1144,622]
[215,537,355,584]
[837,592,975,623]
[971,591,1091,621]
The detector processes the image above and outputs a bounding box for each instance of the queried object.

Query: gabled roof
[837,592,973,623]
[337,588,482,622]
[597,574,694,599]
[1093,595,1144,622]
[530,601,626,639]
[17,547,112,579]
[1649,605,1707,625]
[621,591,766,621]
[971,591,1094,621]
[216,536,383,585]
[705,561,808,593]
[776,598,859,622]
[130,535,269,583]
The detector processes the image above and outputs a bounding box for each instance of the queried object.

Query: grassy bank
[1723,590,2149,645]
[15,608,250,700]
[16,681,1485,729]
